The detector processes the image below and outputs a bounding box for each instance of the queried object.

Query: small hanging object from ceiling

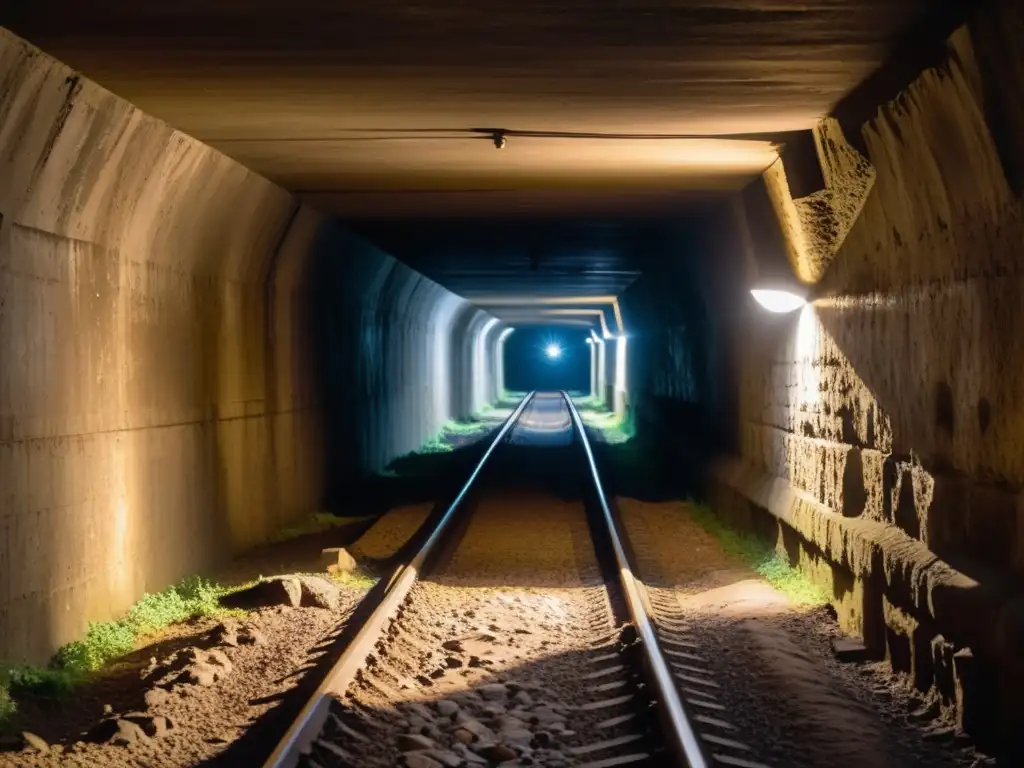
[492,130,507,149]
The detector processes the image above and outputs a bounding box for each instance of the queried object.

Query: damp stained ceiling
[5,0,954,218]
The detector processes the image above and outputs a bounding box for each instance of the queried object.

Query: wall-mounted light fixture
[750,288,807,314]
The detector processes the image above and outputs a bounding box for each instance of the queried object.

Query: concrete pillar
[588,339,597,398]
[614,334,628,417]
[473,317,500,415]
[596,337,608,408]
[497,328,514,400]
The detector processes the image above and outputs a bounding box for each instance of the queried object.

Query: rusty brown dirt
[618,497,986,767]
[304,490,626,767]
[0,526,381,768]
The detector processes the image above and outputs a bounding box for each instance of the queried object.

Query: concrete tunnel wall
[704,0,1024,742]
[0,29,503,663]
[314,223,505,505]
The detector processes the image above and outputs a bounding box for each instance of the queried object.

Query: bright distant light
[545,343,562,359]
[751,288,806,314]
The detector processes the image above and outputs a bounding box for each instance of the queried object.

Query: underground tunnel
[0,0,1023,765]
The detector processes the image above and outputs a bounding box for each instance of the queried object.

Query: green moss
[1,664,80,702]
[416,419,491,454]
[0,574,235,725]
[272,511,352,542]
[688,503,829,606]
[571,393,605,410]
[0,685,14,726]
[327,568,378,590]
[574,399,634,445]
[54,575,229,673]
[441,419,489,436]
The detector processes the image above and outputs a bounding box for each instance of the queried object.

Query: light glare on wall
[750,288,806,314]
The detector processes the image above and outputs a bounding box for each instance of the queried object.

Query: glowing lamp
[750,288,806,314]
[545,343,562,359]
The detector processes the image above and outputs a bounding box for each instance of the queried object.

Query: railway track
[263,391,757,768]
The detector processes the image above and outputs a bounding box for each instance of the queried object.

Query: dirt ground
[2,492,992,767]
[347,503,433,563]
[304,490,642,767]
[0,519,400,768]
[618,497,990,768]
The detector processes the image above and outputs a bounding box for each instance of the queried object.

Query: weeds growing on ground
[688,502,829,606]
[417,419,491,453]
[574,399,634,444]
[54,575,227,673]
[327,568,378,590]
[0,682,17,726]
[0,574,232,726]
[272,511,353,542]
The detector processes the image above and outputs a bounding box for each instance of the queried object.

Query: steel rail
[562,391,711,768]
[264,391,537,768]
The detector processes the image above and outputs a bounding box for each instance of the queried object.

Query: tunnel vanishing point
[2,0,1024,749]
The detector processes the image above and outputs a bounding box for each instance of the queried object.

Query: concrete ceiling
[6,0,946,218]
[355,219,643,298]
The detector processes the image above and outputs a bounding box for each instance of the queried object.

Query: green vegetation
[55,575,225,672]
[572,393,605,410]
[0,664,79,708]
[271,511,356,542]
[1,574,235,726]
[498,390,527,407]
[688,503,829,605]
[418,418,491,453]
[0,684,14,724]
[572,396,634,444]
[327,568,377,590]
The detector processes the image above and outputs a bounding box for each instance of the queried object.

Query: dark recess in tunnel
[351,218,733,502]
[617,223,737,493]
[503,326,590,393]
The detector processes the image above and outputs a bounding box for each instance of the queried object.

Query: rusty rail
[264,391,537,768]
[562,391,711,768]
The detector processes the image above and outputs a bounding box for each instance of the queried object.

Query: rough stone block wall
[618,228,735,458]
[708,1,1024,742]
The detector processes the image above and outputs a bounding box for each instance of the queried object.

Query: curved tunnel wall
[314,223,502,503]
[705,0,1024,739]
[0,29,502,662]
[0,29,318,661]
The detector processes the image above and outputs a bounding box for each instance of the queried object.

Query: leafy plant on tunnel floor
[688,502,829,606]
[0,575,231,725]
[577,402,634,445]
[0,664,80,706]
[0,684,15,727]
[54,575,227,674]
[416,419,492,454]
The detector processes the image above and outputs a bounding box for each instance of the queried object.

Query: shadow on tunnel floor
[589,429,704,502]
[322,428,499,520]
